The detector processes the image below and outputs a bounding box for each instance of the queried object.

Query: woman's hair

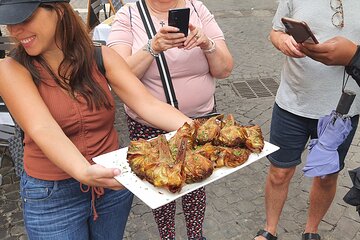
[10,3,112,110]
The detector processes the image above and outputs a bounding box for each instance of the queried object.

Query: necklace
[146,0,182,24]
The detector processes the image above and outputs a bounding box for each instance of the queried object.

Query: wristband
[203,39,216,54]
[143,39,159,58]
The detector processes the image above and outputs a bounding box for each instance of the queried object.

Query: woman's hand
[151,26,187,53]
[79,164,125,190]
[183,24,211,50]
[270,29,305,58]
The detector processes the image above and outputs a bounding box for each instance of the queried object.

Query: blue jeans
[268,103,359,169]
[20,172,134,240]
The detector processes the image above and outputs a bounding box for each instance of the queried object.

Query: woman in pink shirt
[108,0,233,239]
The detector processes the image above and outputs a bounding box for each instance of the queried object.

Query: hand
[183,24,211,50]
[79,164,125,190]
[151,26,187,53]
[276,33,305,58]
[300,36,358,66]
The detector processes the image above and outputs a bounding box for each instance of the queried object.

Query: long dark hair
[10,3,112,110]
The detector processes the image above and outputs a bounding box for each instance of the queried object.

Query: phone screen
[281,17,318,44]
[168,8,190,36]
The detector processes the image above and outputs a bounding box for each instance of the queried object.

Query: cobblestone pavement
[1,0,360,239]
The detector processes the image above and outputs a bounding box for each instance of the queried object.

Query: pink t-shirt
[107,0,224,124]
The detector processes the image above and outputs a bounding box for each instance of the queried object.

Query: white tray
[93,133,279,209]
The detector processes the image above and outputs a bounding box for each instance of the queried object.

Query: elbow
[222,64,233,78]
[217,69,232,79]
[212,61,234,79]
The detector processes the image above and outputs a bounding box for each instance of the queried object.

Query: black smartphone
[168,8,190,36]
[281,17,319,44]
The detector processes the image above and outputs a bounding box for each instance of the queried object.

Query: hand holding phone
[168,8,190,36]
[281,17,318,44]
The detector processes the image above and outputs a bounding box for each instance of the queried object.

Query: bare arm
[183,23,233,79]
[103,46,192,131]
[111,23,233,80]
[110,25,186,79]
[0,58,123,189]
[270,29,305,58]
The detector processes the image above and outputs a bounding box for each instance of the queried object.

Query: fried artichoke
[243,125,264,153]
[184,151,214,183]
[217,114,247,147]
[126,114,265,193]
[196,114,223,144]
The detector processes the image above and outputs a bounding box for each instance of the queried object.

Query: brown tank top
[24,63,119,180]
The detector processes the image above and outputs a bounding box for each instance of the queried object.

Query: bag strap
[94,42,106,76]
[136,0,179,109]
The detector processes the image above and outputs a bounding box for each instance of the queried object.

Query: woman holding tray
[0,0,191,239]
[107,0,233,239]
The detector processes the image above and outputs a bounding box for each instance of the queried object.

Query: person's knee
[268,166,295,185]
[314,174,338,189]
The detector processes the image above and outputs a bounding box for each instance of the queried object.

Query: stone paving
[1,0,360,239]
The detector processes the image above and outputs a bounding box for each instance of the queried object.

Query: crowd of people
[0,0,359,240]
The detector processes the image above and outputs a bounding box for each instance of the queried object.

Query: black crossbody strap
[94,44,106,76]
[137,0,179,109]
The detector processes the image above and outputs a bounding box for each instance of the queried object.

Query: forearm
[270,29,286,51]
[111,44,154,79]
[113,80,191,131]
[28,126,90,181]
[125,47,157,79]
[136,98,192,132]
[27,125,122,189]
[105,47,192,131]
[204,40,233,79]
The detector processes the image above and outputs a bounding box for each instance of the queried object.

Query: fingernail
[114,168,121,176]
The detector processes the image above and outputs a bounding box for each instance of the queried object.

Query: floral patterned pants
[127,115,206,240]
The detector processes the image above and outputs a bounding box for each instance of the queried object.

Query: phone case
[281,17,318,44]
[168,8,190,36]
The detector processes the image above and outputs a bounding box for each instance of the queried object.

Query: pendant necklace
[147,0,180,26]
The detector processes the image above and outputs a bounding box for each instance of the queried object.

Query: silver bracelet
[143,39,159,58]
[203,39,216,54]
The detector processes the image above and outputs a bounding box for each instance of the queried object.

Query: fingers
[184,26,207,50]
[88,164,120,178]
[302,42,325,53]
[288,37,306,57]
[97,178,125,190]
[280,35,305,58]
[84,164,124,188]
[154,26,186,51]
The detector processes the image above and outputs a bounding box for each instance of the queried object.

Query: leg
[265,165,296,234]
[304,174,338,233]
[254,165,296,240]
[182,187,206,240]
[21,172,91,240]
[304,114,359,235]
[90,188,134,240]
[152,201,177,239]
[255,103,311,239]
[127,115,173,238]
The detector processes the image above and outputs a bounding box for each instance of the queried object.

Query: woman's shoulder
[0,57,33,96]
[113,1,140,24]
[187,0,203,8]
[0,57,28,77]
[187,0,211,15]
[119,2,138,14]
